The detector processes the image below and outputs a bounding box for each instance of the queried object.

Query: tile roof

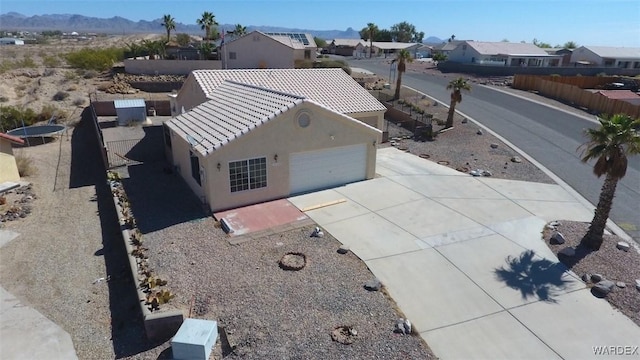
[167,81,305,156]
[0,132,25,144]
[167,81,380,156]
[191,68,386,114]
[465,41,550,56]
[268,35,307,50]
[332,39,366,47]
[581,46,640,59]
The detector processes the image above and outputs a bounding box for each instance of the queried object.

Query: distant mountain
[424,36,445,44]
[0,12,436,42]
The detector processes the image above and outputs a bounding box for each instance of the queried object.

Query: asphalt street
[350,58,640,243]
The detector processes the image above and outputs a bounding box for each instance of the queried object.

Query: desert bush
[39,104,66,122]
[65,47,125,71]
[43,68,56,77]
[42,55,61,68]
[0,105,38,131]
[53,91,69,101]
[73,97,85,106]
[82,69,99,79]
[14,152,35,177]
[18,56,36,68]
[0,96,8,103]
[15,84,27,91]
[66,85,78,91]
[63,70,79,81]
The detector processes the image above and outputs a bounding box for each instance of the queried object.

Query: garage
[289,143,367,194]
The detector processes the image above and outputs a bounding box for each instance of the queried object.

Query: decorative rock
[616,282,626,288]
[549,221,561,227]
[476,129,483,135]
[581,273,591,282]
[511,156,522,163]
[461,118,468,124]
[311,227,324,238]
[469,169,482,177]
[558,247,575,257]
[490,143,499,149]
[395,319,407,334]
[635,279,640,291]
[593,280,615,296]
[550,232,566,245]
[616,241,630,252]
[403,319,412,335]
[364,278,382,291]
[337,245,350,254]
[591,274,603,283]
[482,170,492,177]
[546,224,556,231]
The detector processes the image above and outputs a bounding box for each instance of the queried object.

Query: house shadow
[494,250,574,303]
[69,108,105,188]
[120,162,208,234]
[94,156,170,357]
[124,125,165,163]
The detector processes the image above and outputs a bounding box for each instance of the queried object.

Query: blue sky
[1,0,639,46]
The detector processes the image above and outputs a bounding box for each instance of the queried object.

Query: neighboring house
[595,90,640,106]
[164,81,381,212]
[329,39,367,57]
[222,31,317,69]
[544,48,573,65]
[0,37,24,45]
[0,133,25,183]
[570,46,640,69]
[431,41,463,57]
[448,41,563,66]
[168,68,387,131]
[369,42,421,58]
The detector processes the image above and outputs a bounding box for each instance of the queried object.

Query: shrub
[42,55,61,68]
[65,47,125,71]
[15,84,26,91]
[43,68,56,77]
[0,96,8,103]
[18,56,36,68]
[63,70,79,81]
[53,91,69,101]
[14,152,35,177]
[73,97,85,106]
[82,69,99,79]
[39,104,66,122]
[0,105,38,131]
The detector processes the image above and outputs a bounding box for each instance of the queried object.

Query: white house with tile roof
[222,30,317,69]
[570,46,640,69]
[164,81,381,212]
[448,41,563,67]
[168,68,387,131]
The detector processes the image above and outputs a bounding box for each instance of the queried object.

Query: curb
[403,85,633,243]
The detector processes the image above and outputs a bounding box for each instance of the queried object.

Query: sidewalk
[289,147,640,359]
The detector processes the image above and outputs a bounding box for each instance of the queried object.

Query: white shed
[114,99,147,126]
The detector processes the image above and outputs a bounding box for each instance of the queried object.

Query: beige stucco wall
[0,140,20,183]
[349,111,385,134]
[124,59,222,75]
[168,102,380,212]
[172,76,209,116]
[226,33,295,69]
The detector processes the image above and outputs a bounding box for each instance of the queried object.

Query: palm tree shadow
[494,250,573,303]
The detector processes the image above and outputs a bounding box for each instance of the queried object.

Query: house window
[229,157,267,193]
[190,150,201,185]
[634,62,640,69]
[229,52,237,60]
[304,50,311,59]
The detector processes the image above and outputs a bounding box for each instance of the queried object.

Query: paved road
[351,58,640,242]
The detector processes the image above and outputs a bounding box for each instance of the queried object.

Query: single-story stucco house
[570,46,640,69]
[448,41,563,67]
[0,132,25,183]
[222,30,317,69]
[164,80,381,212]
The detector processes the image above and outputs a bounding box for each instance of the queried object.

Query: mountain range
[0,12,444,43]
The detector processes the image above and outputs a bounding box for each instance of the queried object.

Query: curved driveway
[351,59,640,243]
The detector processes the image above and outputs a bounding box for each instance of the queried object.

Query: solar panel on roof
[265,32,310,45]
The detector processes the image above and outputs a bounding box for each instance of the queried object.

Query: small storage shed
[114,99,147,126]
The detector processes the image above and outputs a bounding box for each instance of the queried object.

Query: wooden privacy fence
[513,75,640,119]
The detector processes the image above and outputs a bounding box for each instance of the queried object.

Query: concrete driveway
[289,147,640,360]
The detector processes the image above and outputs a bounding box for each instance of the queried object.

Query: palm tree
[197,11,218,41]
[445,77,472,128]
[579,114,640,250]
[230,24,247,38]
[392,49,412,100]
[161,14,176,42]
[366,23,378,58]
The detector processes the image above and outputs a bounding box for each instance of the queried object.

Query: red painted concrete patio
[214,199,308,236]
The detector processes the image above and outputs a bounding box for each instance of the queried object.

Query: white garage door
[290,144,367,194]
